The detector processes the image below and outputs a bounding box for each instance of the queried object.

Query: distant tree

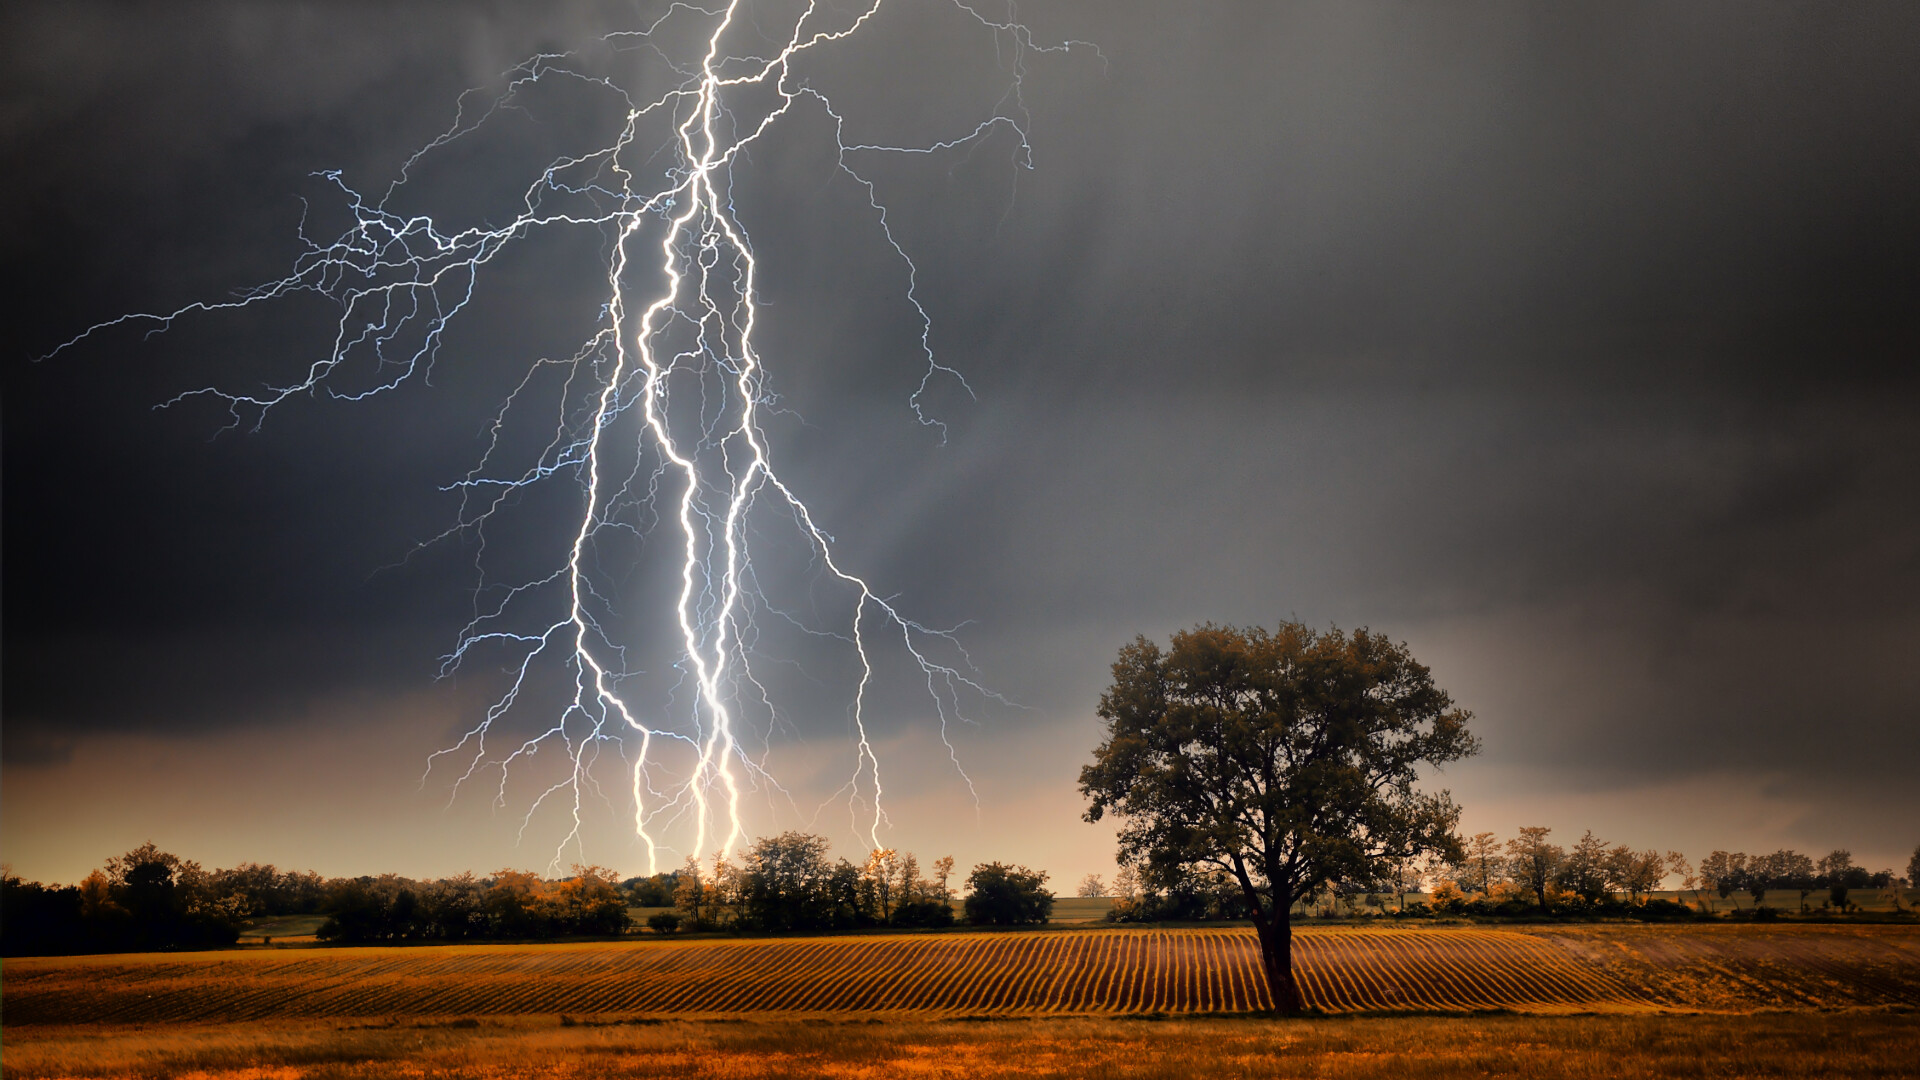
[104,842,238,949]
[863,849,901,922]
[673,856,709,928]
[708,855,744,927]
[1453,832,1506,898]
[388,886,423,938]
[890,851,957,928]
[1082,623,1474,1013]
[1507,828,1564,910]
[1769,851,1816,913]
[1606,847,1667,904]
[890,894,957,928]
[1,873,89,956]
[210,863,280,918]
[894,853,925,904]
[1114,864,1253,921]
[825,859,866,927]
[556,865,630,935]
[78,870,122,922]
[1816,850,1851,902]
[1699,851,1748,909]
[1428,878,1468,913]
[739,833,834,931]
[622,872,681,908]
[108,843,185,943]
[1556,831,1613,904]
[1666,852,1698,908]
[1905,844,1919,910]
[1077,874,1106,898]
[485,869,556,938]
[963,863,1053,926]
[105,842,187,889]
[425,872,488,939]
[317,878,390,942]
[646,911,681,934]
[278,870,328,915]
[930,856,956,901]
[1744,851,1791,907]
[1817,850,1868,910]
[1385,856,1421,912]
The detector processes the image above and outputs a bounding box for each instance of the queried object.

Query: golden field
[5,923,1916,1023]
[6,925,1917,1079]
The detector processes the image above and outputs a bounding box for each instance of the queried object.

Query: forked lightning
[48,1,1094,872]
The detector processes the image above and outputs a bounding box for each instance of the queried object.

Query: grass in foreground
[4,1011,1915,1080]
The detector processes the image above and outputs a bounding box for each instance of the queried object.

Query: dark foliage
[962,863,1053,925]
[315,866,629,943]
[2,844,241,956]
[1083,622,1476,1013]
[891,897,958,928]
[622,872,682,908]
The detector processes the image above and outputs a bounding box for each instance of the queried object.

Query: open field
[4,1012,1916,1080]
[6,924,1916,1025]
[1042,897,1117,922]
[235,915,328,943]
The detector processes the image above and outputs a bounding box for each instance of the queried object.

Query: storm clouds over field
[5,2,1918,881]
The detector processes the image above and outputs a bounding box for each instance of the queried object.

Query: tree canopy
[962,863,1054,926]
[1081,621,1476,1013]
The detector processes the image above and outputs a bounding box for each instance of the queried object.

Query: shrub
[646,912,681,934]
[890,897,956,928]
[963,863,1053,926]
[1633,899,1697,922]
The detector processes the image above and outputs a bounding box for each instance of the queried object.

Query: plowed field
[5,925,1916,1025]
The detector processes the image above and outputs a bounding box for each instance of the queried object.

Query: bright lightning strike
[49,2,1095,873]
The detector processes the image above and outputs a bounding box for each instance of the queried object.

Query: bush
[623,873,681,908]
[1633,899,1698,922]
[646,912,681,934]
[890,897,956,928]
[963,863,1053,926]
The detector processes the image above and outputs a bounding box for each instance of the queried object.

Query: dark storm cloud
[5,0,1918,846]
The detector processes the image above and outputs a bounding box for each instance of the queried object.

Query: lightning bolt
[47,2,1096,873]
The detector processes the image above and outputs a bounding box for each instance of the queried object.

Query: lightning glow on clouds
[49,0,1095,872]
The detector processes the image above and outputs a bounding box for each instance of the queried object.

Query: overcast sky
[5,0,1918,886]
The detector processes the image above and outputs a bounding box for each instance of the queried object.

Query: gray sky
[5,0,1918,885]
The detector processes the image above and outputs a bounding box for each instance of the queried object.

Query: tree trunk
[1253,913,1304,1015]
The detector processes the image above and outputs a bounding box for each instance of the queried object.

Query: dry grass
[4,1012,1916,1080]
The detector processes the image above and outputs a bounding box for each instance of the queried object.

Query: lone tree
[1081,622,1476,1014]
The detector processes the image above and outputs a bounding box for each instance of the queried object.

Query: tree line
[0,834,1057,955]
[1432,831,1910,917]
[645,832,1052,933]
[1692,848,1904,913]
[0,843,633,954]
[1081,828,1915,922]
[2,843,323,955]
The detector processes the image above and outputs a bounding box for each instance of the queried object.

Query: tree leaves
[1082,621,1477,922]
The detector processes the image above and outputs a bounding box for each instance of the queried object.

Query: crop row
[6,926,1916,1025]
